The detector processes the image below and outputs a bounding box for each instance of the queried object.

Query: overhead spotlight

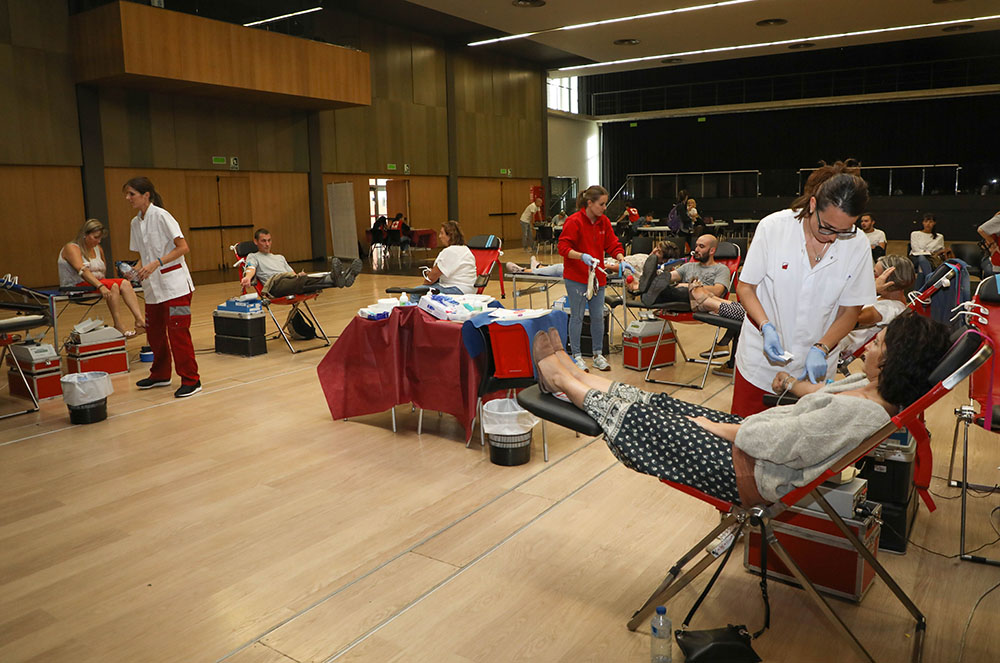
[787,42,815,49]
[942,23,974,31]
[661,57,684,64]
[512,0,546,7]
[614,38,641,45]
[756,18,787,26]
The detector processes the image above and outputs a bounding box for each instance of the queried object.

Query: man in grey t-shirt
[635,234,732,308]
[242,228,362,297]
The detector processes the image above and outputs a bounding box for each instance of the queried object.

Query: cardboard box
[744,501,881,602]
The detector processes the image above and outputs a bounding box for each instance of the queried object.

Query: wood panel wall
[71,1,371,110]
[321,174,448,255]
[0,0,81,167]
[457,177,541,245]
[104,168,311,273]
[0,165,85,286]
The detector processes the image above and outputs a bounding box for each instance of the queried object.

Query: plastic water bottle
[117,261,140,284]
[650,606,672,663]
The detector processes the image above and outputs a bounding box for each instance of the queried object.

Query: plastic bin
[60,371,113,424]
[482,398,538,466]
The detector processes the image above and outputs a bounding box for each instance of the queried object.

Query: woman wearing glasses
[731,160,876,416]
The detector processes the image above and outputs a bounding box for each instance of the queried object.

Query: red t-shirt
[558,210,624,286]
[626,206,639,222]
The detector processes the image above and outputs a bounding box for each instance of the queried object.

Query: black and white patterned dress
[584,383,743,503]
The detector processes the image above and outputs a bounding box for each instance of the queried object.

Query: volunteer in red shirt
[558,185,635,373]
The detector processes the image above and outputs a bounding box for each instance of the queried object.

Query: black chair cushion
[235,240,256,259]
[978,275,1000,303]
[927,328,989,386]
[605,294,623,308]
[624,299,690,312]
[385,285,431,295]
[468,234,501,250]
[693,311,742,332]
[516,384,603,436]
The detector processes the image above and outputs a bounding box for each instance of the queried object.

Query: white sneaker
[592,354,611,371]
[505,261,524,274]
[572,354,590,372]
[530,256,540,271]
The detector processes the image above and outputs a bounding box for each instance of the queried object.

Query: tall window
[369,178,389,226]
[547,76,578,114]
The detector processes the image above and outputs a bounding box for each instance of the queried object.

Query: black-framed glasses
[815,209,858,239]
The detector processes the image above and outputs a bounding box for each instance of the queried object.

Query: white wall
[547,112,599,189]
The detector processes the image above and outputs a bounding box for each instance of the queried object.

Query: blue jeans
[521,222,535,253]
[911,254,933,290]
[565,278,605,357]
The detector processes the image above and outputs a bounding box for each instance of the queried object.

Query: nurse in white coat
[733,162,876,417]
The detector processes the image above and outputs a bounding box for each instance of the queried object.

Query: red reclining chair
[625,241,741,389]
[231,241,331,354]
[515,328,991,663]
[467,234,505,298]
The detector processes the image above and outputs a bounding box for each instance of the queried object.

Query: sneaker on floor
[572,354,590,372]
[343,258,363,287]
[530,256,540,271]
[505,261,525,274]
[175,381,202,398]
[592,354,611,371]
[136,377,171,389]
[712,365,734,378]
[699,347,729,359]
[328,257,346,287]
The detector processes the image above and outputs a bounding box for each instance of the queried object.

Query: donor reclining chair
[516,328,991,663]
[232,241,331,354]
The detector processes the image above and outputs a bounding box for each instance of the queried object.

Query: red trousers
[145,292,199,385]
[731,365,770,417]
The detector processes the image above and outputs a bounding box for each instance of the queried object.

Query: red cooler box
[66,331,129,375]
[623,319,675,371]
[6,343,63,400]
[743,500,881,602]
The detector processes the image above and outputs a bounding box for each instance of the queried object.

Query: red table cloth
[317,306,482,438]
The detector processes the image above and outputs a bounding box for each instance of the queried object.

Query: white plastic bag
[60,371,113,406]
[481,398,538,435]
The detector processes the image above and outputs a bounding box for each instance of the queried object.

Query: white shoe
[592,354,611,371]
[530,256,540,271]
[505,261,524,274]
[572,354,590,372]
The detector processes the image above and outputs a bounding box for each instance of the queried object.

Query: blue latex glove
[800,345,829,384]
[760,322,786,364]
[580,253,598,268]
[620,261,638,277]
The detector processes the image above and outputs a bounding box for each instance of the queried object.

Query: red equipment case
[6,354,63,400]
[623,321,676,371]
[65,338,129,375]
[744,501,882,602]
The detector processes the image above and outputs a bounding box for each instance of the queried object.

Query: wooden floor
[2,249,999,663]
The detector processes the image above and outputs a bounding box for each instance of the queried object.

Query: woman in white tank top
[59,219,145,337]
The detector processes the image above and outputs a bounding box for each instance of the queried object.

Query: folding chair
[947,275,1000,567]
[517,328,991,663]
[231,241,331,354]
[624,241,741,389]
[467,234,506,299]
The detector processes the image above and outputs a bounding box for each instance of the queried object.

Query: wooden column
[445,49,458,221]
[307,112,325,259]
[76,83,112,262]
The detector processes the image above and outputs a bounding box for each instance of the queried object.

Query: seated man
[629,234,731,309]
[241,228,363,298]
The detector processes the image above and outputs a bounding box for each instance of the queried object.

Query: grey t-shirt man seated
[242,228,361,298]
[636,234,731,308]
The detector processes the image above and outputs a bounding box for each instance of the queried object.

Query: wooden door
[500,180,529,245]
[386,179,410,222]
[185,175,224,272]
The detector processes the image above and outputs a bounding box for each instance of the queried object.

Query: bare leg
[689,287,725,314]
[541,329,616,394]
[106,283,126,332]
[119,280,146,329]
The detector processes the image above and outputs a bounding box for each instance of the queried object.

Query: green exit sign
[629,122,638,127]
[212,156,226,165]
[387,163,397,171]
[500,168,507,175]
[697,117,707,123]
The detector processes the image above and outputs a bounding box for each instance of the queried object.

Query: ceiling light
[661,58,684,64]
[614,38,640,46]
[942,24,974,31]
[555,13,1000,73]
[469,0,760,47]
[787,42,814,49]
[756,18,787,27]
[512,0,545,7]
[243,6,322,27]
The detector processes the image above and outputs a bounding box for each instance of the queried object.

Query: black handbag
[673,520,769,662]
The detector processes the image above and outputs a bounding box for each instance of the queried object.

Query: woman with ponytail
[124,176,201,398]
[732,160,875,416]
[557,185,634,372]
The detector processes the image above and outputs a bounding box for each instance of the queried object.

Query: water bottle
[650,606,672,663]
[117,261,140,284]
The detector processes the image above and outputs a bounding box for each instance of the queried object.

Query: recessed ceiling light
[942,23,974,31]
[512,0,545,7]
[756,18,787,27]
[787,42,814,49]
[556,13,1000,73]
[661,57,684,64]
[614,38,641,46]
